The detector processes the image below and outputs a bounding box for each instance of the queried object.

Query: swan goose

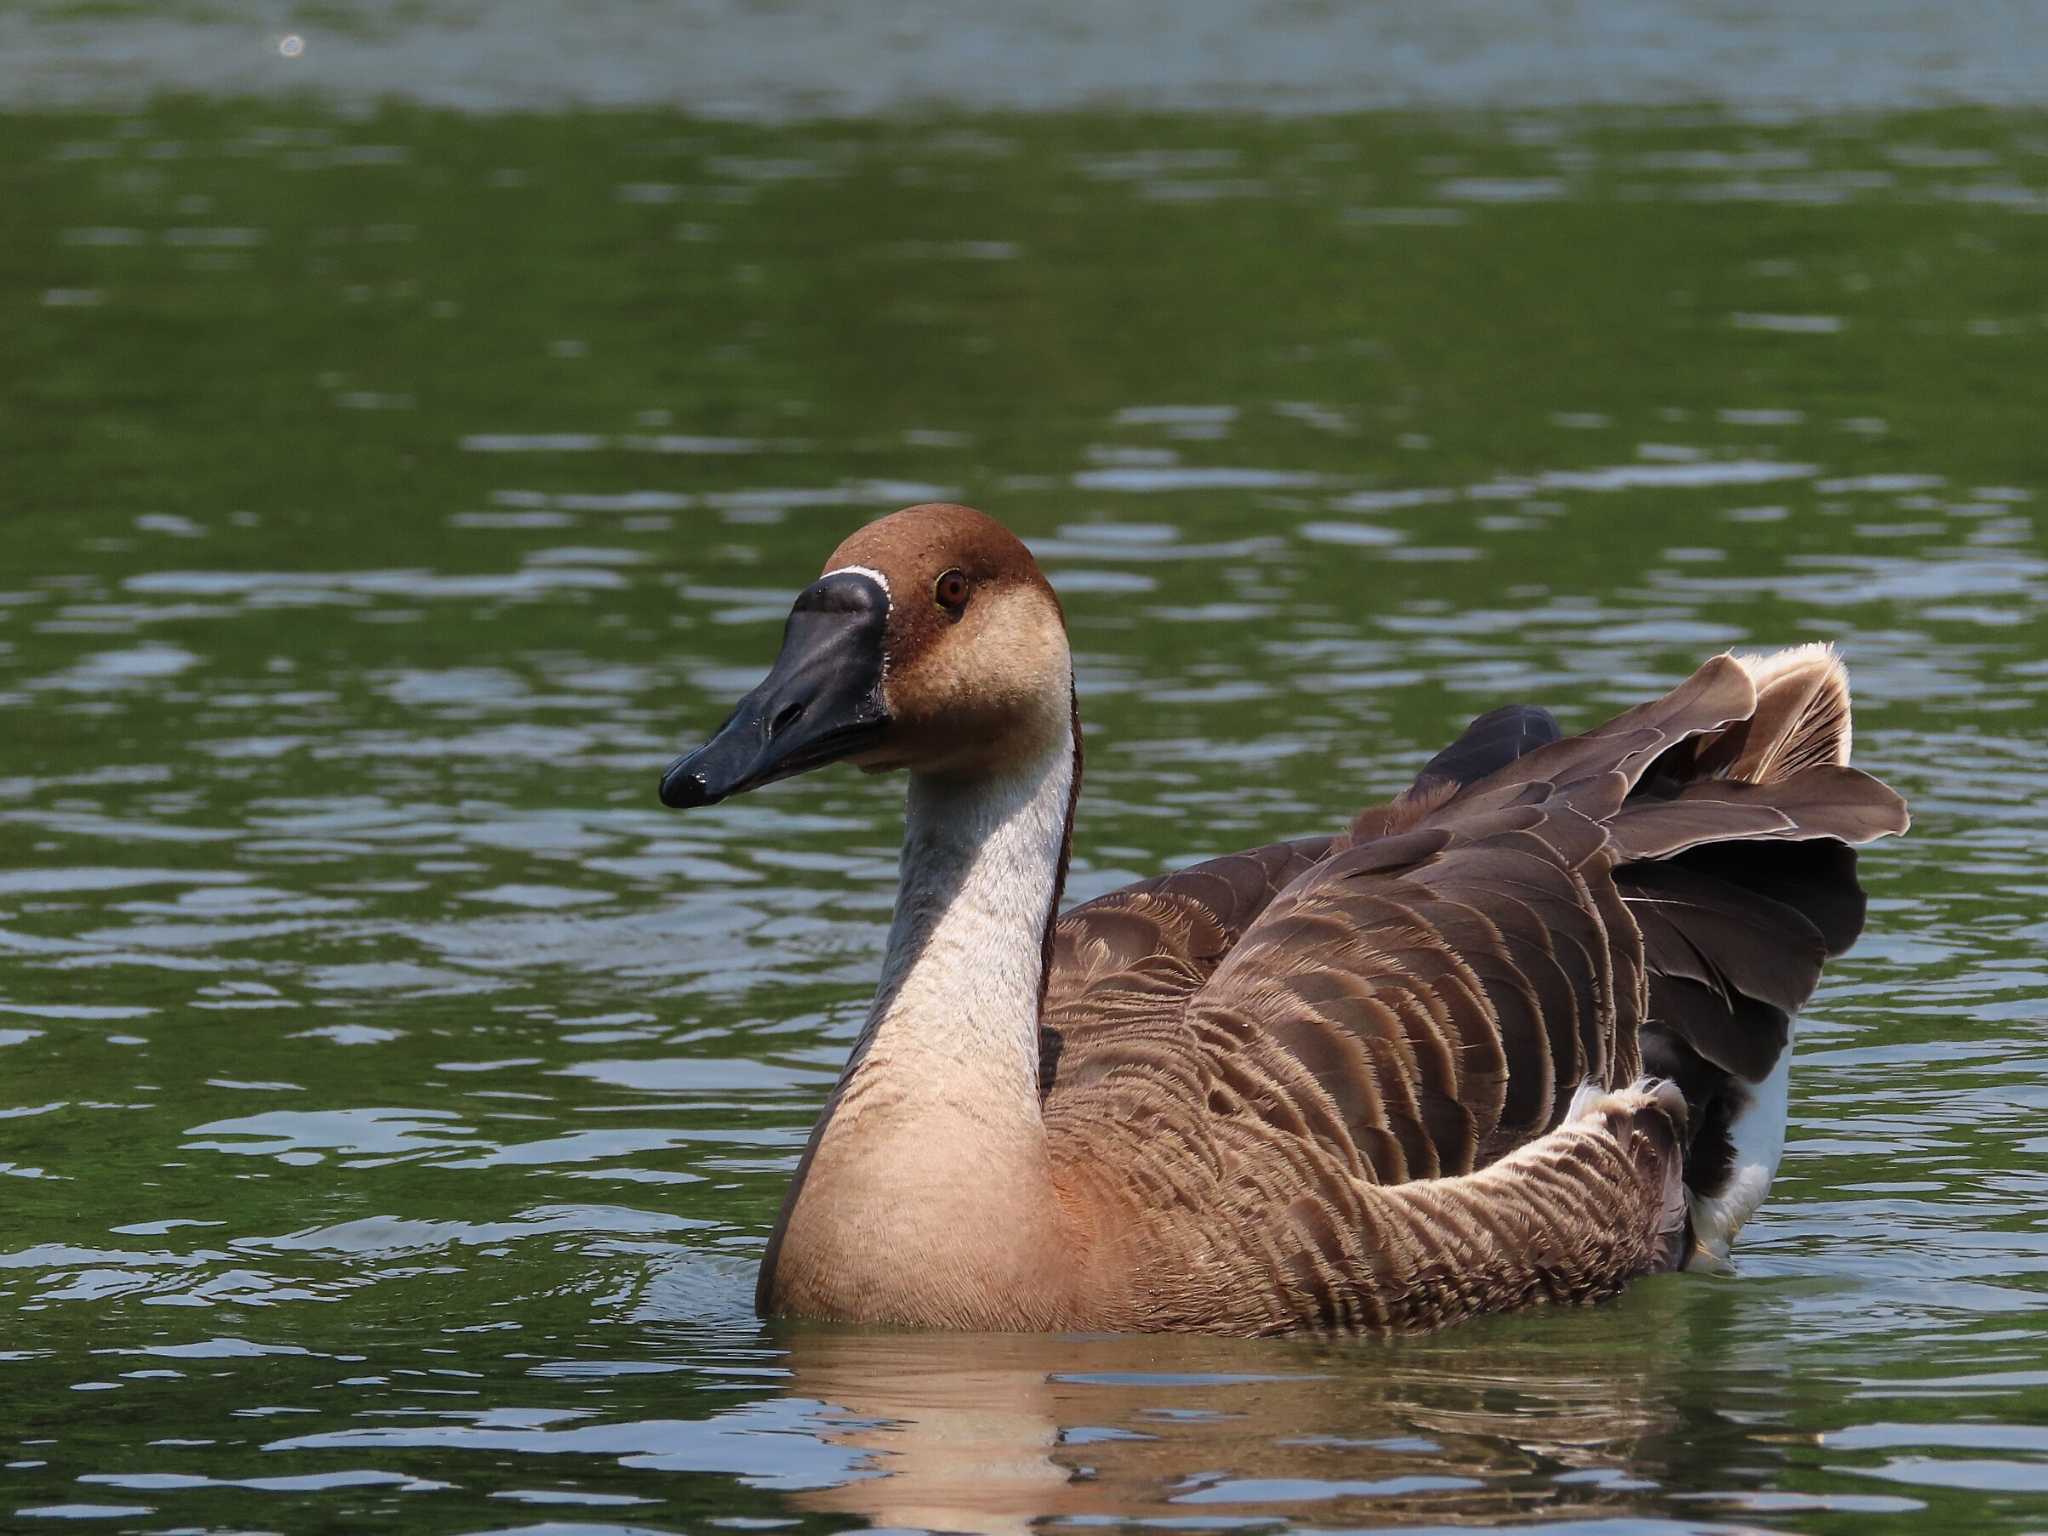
[659,502,1909,1335]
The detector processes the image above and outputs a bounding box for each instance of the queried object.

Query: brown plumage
[658,505,1910,1335]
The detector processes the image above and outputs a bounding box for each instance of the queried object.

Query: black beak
[659,570,890,809]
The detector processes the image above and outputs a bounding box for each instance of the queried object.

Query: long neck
[757,700,1081,1327]
[865,709,1078,1110]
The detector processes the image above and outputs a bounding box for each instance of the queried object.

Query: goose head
[660,503,1071,808]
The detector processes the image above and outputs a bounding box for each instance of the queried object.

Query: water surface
[3,98,2047,1533]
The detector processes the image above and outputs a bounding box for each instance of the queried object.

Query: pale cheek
[880,590,1071,753]
[880,622,1073,765]
[945,628,1059,713]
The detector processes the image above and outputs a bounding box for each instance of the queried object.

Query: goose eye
[934,568,970,616]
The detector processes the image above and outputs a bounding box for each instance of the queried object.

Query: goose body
[660,503,1908,1335]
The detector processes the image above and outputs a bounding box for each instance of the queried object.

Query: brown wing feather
[1180,775,1638,1180]
[1043,836,1337,1091]
[1040,651,1905,1331]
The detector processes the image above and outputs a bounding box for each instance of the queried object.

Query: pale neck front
[858,706,1076,1119]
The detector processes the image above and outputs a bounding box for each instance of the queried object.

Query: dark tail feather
[1611,645,1907,1261]
[1415,704,1562,792]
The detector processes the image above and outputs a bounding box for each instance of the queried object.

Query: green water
[3,99,2047,1533]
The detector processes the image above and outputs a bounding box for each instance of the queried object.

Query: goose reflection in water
[770,1281,1798,1534]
